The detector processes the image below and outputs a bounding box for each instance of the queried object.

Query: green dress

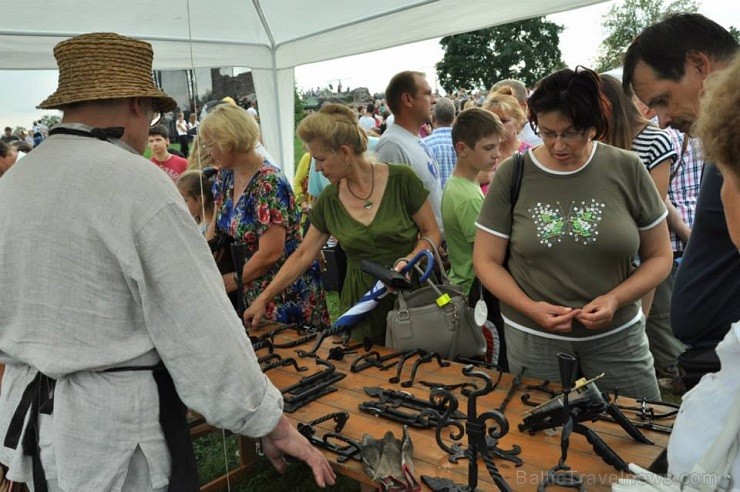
[309,164,429,342]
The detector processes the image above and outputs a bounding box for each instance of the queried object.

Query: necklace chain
[346,163,375,209]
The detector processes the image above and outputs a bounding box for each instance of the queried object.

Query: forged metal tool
[327,338,374,361]
[400,352,450,388]
[261,357,309,373]
[297,412,363,463]
[389,349,427,384]
[349,350,409,373]
[496,366,526,414]
[519,372,652,474]
[251,339,274,354]
[281,359,347,413]
[359,386,466,428]
[526,379,558,398]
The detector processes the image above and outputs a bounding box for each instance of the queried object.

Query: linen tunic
[0,125,283,490]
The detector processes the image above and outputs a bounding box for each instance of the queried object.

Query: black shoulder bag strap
[507,152,525,259]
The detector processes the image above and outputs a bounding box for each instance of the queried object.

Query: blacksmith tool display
[359,386,465,429]
[297,412,363,463]
[388,349,427,384]
[349,350,410,373]
[281,358,346,413]
[400,352,450,388]
[421,365,518,492]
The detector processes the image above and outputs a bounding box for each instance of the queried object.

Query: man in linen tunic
[0,32,333,492]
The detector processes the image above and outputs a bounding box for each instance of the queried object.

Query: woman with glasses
[201,104,330,329]
[473,67,672,399]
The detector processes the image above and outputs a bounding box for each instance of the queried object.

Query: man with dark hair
[0,32,334,491]
[423,97,457,187]
[623,13,739,388]
[0,127,19,144]
[376,70,444,234]
[148,124,188,182]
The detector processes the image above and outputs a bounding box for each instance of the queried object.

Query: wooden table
[0,331,668,491]
[243,325,673,492]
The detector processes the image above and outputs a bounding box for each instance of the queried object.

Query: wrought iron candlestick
[421,365,520,492]
[538,352,585,491]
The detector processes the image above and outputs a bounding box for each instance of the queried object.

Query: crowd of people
[0,11,738,491]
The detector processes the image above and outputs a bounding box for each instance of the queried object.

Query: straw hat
[38,32,176,112]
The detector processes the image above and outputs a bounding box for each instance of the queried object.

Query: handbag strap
[420,235,452,285]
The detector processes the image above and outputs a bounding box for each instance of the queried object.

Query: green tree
[436,17,566,92]
[594,0,699,73]
[730,26,740,44]
[294,84,306,126]
[39,114,61,128]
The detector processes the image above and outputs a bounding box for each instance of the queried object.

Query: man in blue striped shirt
[423,97,457,188]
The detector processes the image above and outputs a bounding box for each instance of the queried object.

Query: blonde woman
[478,88,534,193]
[244,104,440,343]
[202,104,330,328]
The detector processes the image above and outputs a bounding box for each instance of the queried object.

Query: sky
[0,0,738,130]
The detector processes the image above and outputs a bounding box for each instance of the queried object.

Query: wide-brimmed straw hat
[38,32,176,112]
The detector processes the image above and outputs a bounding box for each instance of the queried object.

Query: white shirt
[0,125,283,490]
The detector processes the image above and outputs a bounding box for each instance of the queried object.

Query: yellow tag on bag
[436,293,451,307]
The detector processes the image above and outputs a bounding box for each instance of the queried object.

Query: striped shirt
[666,129,704,251]
[632,124,677,171]
[423,127,456,188]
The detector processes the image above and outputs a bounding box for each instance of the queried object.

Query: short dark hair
[452,107,505,149]
[11,141,32,153]
[385,71,424,115]
[528,67,610,140]
[148,124,170,139]
[4,127,11,132]
[623,13,738,91]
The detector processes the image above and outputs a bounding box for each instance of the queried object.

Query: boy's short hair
[148,124,170,139]
[452,108,504,150]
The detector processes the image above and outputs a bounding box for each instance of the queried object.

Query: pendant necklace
[346,163,375,209]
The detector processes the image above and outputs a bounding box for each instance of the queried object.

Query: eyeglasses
[535,129,587,142]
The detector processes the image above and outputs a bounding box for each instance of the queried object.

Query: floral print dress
[213,165,330,329]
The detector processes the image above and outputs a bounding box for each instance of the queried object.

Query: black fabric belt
[3,363,199,492]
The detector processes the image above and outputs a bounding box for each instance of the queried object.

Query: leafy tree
[294,84,306,126]
[39,114,61,128]
[730,26,740,44]
[436,17,566,92]
[594,0,699,73]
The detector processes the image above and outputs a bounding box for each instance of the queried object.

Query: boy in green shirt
[441,108,504,295]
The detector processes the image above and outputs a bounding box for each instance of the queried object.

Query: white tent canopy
[0,0,606,179]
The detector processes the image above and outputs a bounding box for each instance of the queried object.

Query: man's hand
[261,416,336,487]
[576,294,619,329]
[527,302,581,333]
